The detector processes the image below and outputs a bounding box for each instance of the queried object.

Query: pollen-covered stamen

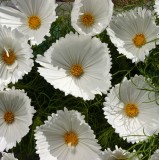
[4,111,14,124]
[132,34,146,47]
[70,64,84,77]
[28,16,41,30]
[64,131,78,146]
[2,51,16,65]
[124,103,139,118]
[81,13,94,27]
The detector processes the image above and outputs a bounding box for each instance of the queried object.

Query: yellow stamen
[64,131,78,146]
[70,64,84,77]
[124,103,139,118]
[81,13,94,27]
[132,34,146,47]
[28,16,41,30]
[2,51,16,65]
[4,112,14,124]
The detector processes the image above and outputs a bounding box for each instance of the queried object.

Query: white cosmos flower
[0,0,58,45]
[1,152,18,160]
[103,75,159,144]
[0,88,36,152]
[107,7,158,63]
[71,0,113,36]
[34,107,101,160]
[0,25,33,84]
[36,33,112,100]
[154,0,159,16]
[97,145,142,160]
[150,149,159,160]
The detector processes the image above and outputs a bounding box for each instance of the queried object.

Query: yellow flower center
[132,34,146,47]
[28,16,41,30]
[2,51,16,65]
[4,112,14,124]
[64,131,78,146]
[124,103,139,118]
[70,64,84,77]
[81,13,94,27]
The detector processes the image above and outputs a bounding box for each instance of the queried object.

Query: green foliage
[113,0,155,12]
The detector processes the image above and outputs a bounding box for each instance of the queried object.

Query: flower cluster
[0,0,158,159]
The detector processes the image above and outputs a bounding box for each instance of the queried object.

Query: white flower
[154,0,159,16]
[0,88,36,152]
[1,152,18,160]
[34,108,101,160]
[150,149,159,160]
[107,7,158,63]
[71,0,113,36]
[36,33,112,100]
[0,25,33,84]
[0,80,8,91]
[0,0,58,45]
[103,75,159,144]
[98,145,142,160]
